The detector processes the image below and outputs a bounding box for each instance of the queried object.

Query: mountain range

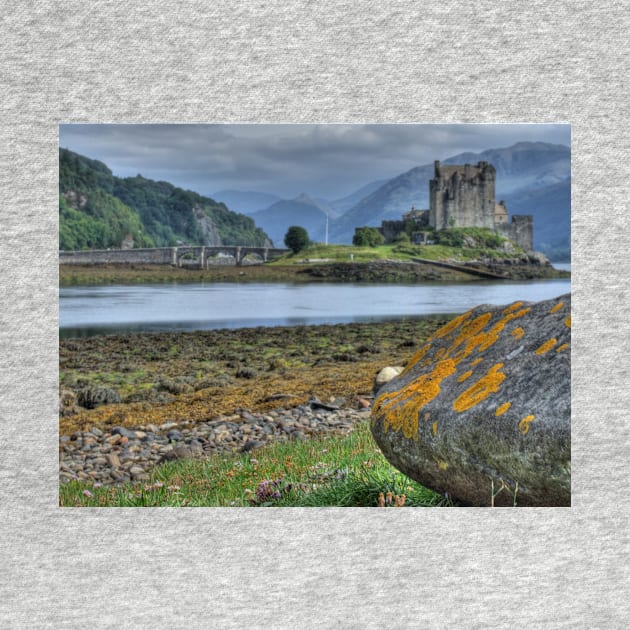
[212,180,387,246]
[235,141,570,259]
[60,141,570,260]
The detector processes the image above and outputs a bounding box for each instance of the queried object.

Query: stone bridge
[59,246,290,268]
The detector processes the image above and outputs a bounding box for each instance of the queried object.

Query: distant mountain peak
[293,192,316,204]
[507,140,569,151]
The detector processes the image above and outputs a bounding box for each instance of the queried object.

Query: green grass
[270,242,519,265]
[269,243,393,264]
[59,420,456,508]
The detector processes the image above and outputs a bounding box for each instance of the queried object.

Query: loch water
[60,269,571,338]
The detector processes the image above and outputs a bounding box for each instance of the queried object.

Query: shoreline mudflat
[59,317,454,485]
[59,317,452,437]
[60,259,569,286]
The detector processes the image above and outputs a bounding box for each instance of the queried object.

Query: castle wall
[376,212,429,244]
[496,215,533,251]
[378,221,406,242]
[429,161,496,230]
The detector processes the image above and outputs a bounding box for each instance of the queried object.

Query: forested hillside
[59,149,271,250]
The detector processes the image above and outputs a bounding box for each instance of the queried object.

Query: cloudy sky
[59,124,570,200]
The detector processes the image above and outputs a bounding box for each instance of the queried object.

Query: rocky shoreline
[60,318,450,486]
[59,401,372,486]
[60,257,569,286]
[300,257,569,283]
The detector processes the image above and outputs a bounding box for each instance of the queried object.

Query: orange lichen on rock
[556,342,570,353]
[565,316,571,328]
[495,401,511,416]
[476,320,510,353]
[374,359,457,439]
[458,370,473,383]
[374,299,554,439]
[535,338,557,355]
[518,414,535,435]
[447,308,530,363]
[452,363,506,413]
[550,302,564,314]
[432,421,438,436]
[441,313,493,361]
[433,310,473,339]
[503,301,525,314]
[403,342,431,374]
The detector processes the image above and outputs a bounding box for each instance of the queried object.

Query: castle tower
[429,160,496,229]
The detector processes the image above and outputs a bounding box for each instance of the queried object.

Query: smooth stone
[106,453,121,468]
[112,426,136,439]
[373,366,404,393]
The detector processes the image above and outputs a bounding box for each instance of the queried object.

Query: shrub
[353,227,385,247]
[434,227,507,250]
[393,232,411,244]
[435,229,465,248]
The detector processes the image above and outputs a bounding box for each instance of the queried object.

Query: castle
[362,160,533,251]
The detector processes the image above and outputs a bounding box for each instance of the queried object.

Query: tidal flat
[59,316,451,436]
[59,259,569,286]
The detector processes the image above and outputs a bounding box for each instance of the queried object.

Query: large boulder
[371,294,571,506]
[76,386,121,409]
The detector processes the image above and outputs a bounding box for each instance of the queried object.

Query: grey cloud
[59,123,570,200]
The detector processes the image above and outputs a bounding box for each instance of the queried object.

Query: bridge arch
[174,246,205,268]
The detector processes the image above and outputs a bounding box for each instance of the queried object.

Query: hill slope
[59,149,271,250]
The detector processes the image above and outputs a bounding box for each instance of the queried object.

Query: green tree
[353,227,385,247]
[284,226,310,253]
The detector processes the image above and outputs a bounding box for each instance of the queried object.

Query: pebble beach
[59,318,448,486]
